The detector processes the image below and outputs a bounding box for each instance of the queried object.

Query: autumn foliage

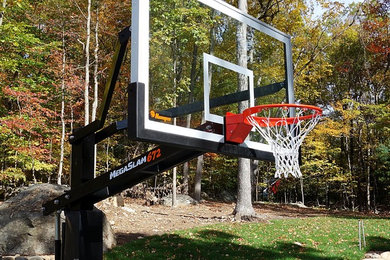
[0,0,389,210]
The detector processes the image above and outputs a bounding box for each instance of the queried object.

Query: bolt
[69,135,75,141]
[42,207,46,212]
[54,200,59,205]
[65,195,70,200]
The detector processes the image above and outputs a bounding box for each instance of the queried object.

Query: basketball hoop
[245,104,322,178]
[224,104,322,178]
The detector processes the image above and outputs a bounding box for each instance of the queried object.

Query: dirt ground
[97,197,342,245]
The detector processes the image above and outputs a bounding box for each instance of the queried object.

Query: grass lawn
[105,216,390,259]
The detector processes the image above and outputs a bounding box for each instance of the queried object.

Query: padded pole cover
[62,209,103,260]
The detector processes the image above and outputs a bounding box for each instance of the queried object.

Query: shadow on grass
[367,236,390,251]
[332,214,390,220]
[106,229,342,260]
[115,232,149,245]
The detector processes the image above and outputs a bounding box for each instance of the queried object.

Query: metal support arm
[43,145,202,215]
[69,26,131,144]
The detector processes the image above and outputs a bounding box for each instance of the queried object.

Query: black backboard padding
[158,81,286,118]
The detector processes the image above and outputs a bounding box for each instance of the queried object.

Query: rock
[290,202,308,208]
[364,251,390,259]
[106,194,124,207]
[122,207,136,213]
[365,252,382,258]
[1,256,51,260]
[0,184,66,256]
[200,192,210,200]
[112,195,124,207]
[0,184,116,256]
[14,256,28,260]
[102,213,117,252]
[145,190,158,206]
[161,194,196,206]
[381,252,390,259]
[220,190,235,202]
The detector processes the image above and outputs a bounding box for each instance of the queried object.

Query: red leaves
[1,84,59,164]
[361,1,390,58]
[2,86,57,118]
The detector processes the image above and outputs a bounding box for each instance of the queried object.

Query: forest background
[0,0,388,212]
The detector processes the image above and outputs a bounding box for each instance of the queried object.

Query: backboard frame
[129,0,295,160]
[204,53,255,125]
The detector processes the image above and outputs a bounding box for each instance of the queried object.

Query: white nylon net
[247,107,321,178]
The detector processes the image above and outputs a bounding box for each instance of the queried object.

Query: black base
[62,209,103,260]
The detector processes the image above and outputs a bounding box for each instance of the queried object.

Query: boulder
[107,194,125,207]
[219,190,235,202]
[201,192,210,200]
[161,194,196,206]
[381,252,390,259]
[102,212,117,252]
[0,184,116,256]
[144,190,158,206]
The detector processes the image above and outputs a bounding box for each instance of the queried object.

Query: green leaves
[0,0,61,185]
[0,167,26,185]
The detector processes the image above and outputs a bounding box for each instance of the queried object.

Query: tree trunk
[172,167,177,207]
[105,141,109,172]
[193,13,216,202]
[1,150,5,173]
[182,162,189,195]
[234,0,256,219]
[358,127,364,211]
[0,0,6,26]
[193,112,205,202]
[194,155,203,201]
[235,158,256,218]
[32,157,36,184]
[92,6,99,178]
[366,146,371,210]
[92,7,99,122]
[84,0,91,126]
[250,159,258,201]
[171,55,178,207]
[28,138,37,184]
[357,177,362,212]
[284,190,287,204]
[58,29,66,185]
[182,43,199,195]
[326,183,329,208]
[373,174,378,212]
[300,176,305,205]
[70,104,74,133]
[255,174,259,202]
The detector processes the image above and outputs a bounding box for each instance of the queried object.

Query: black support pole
[45,26,131,260]
[62,132,103,260]
[55,211,61,260]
